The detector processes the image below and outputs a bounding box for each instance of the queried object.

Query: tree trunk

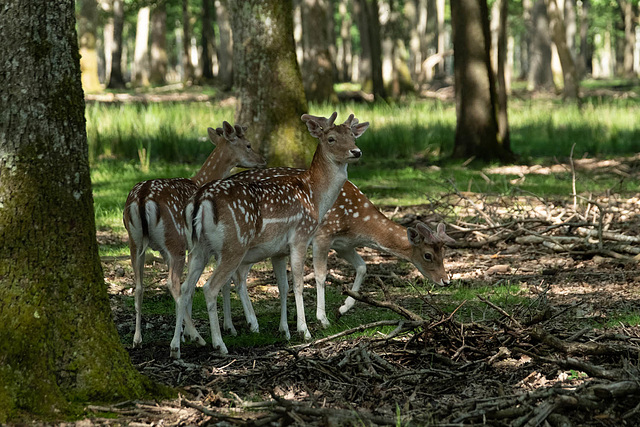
[0,1,150,421]
[528,0,554,91]
[436,0,446,76]
[547,0,580,100]
[214,0,233,90]
[133,6,150,87]
[356,0,386,100]
[619,0,637,78]
[353,0,372,85]
[107,0,126,89]
[78,0,102,92]
[182,0,195,83]
[337,0,353,82]
[301,0,336,103]
[150,1,168,86]
[496,0,511,150]
[229,0,314,167]
[102,0,114,84]
[577,0,591,76]
[201,0,216,82]
[450,0,513,162]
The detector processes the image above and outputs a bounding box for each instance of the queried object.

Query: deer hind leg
[170,247,209,359]
[232,264,259,333]
[131,239,147,348]
[335,247,367,316]
[272,256,291,340]
[312,238,331,328]
[165,251,205,346]
[201,253,245,355]
[222,279,237,336]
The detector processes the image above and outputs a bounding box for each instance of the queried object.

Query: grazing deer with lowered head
[221,167,455,332]
[170,112,368,358]
[123,122,265,348]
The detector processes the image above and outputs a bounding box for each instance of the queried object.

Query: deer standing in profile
[123,122,265,348]
[221,167,455,333]
[170,113,368,358]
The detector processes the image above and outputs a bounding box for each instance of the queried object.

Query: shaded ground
[88,157,640,426]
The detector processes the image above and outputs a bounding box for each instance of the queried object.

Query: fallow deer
[123,122,265,347]
[170,112,368,357]
[221,167,455,332]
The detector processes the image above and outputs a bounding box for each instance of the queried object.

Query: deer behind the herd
[124,113,455,358]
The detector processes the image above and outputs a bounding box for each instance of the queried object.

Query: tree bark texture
[229,0,314,167]
[301,0,336,103]
[107,0,126,89]
[214,0,233,90]
[450,0,513,162]
[150,1,168,85]
[0,0,149,421]
[78,0,102,92]
[359,0,387,100]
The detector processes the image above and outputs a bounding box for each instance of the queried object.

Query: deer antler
[301,112,338,129]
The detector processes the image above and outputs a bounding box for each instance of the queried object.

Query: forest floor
[85,156,640,426]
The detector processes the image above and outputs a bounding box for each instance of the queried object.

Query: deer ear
[352,121,369,139]
[301,115,324,138]
[407,227,422,246]
[436,223,456,245]
[207,127,219,145]
[222,121,236,141]
[234,124,245,137]
[215,127,224,136]
[416,223,437,244]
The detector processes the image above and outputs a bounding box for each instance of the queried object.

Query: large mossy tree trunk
[0,0,150,421]
[450,0,514,162]
[229,0,314,167]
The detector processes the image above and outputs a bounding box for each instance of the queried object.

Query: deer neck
[191,147,235,187]
[365,216,413,262]
[305,145,349,221]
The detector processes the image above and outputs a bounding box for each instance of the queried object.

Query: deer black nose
[350,149,362,158]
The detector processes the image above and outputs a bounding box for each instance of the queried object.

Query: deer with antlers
[169,112,368,358]
[123,122,265,348]
[220,166,455,333]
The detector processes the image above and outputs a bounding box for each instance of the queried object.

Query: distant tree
[354,0,386,100]
[528,0,555,90]
[181,0,195,83]
[200,0,216,82]
[450,0,513,162]
[78,0,102,92]
[546,0,580,100]
[150,0,168,85]
[215,0,233,90]
[301,0,336,103]
[0,0,150,421]
[133,6,150,86]
[107,0,126,89]
[229,0,314,167]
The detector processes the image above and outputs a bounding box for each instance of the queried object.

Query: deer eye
[423,253,433,262]
[328,136,336,144]
[246,144,251,149]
